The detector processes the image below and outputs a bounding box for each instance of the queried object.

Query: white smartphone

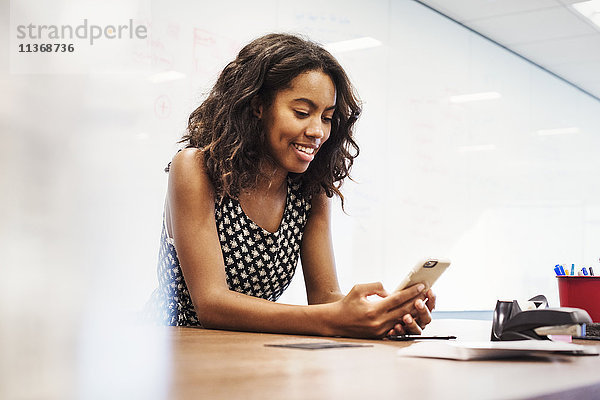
[395,258,451,292]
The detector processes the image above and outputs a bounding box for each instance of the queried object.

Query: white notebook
[397,340,599,361]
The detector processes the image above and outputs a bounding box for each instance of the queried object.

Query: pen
[582,267,589,276]
[590,267,595,276]
[571,264,575,276]
[554,265,562,276]
[387,335,457,341]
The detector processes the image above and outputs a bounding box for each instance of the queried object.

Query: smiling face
[258,70,337,175]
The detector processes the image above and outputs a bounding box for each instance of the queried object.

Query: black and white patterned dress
[148,177,312,326]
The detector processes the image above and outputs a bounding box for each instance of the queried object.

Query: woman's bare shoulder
[309,190,331,215]
[167,148,215,201]
[170,147,204,173]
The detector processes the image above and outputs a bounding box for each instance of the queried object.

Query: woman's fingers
[377,283,425,312]
[350,282,389,299]
[414,298,432,329]
[425,289,436,311]
[340,283,433,338]
[401,313,422,334]
[387,323,405,336]
[372,285,426,333]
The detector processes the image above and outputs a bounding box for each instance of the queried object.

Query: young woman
[149,33,436,338]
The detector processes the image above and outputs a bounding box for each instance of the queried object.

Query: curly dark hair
[179,33,361,205]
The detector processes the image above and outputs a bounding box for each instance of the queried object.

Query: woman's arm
[299,191,437,335]
[167,148,426,338]
[299,193,345,304]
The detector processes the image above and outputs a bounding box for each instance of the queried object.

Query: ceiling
[416,0,600,102]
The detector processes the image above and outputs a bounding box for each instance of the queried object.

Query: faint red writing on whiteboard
[154,95,171,119]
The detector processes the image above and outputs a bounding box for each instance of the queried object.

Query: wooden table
[165,320,600,400]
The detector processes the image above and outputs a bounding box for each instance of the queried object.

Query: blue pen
[582,267,589,276]
[571,264,575,276]
[554,266,561,276]
[555,264,564,276]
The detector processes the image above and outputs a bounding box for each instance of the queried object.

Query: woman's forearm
[308,291,345,305]
[196,283,428,339]
[196,290,336,336]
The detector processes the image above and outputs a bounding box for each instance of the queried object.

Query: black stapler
[491,295,592,341]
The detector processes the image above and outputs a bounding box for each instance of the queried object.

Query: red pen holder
[557,276,600,323]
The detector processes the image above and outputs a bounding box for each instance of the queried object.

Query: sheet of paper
[397,340,599,361]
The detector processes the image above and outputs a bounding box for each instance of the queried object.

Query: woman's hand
[324,282,427,339]
[387,288,436,336]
